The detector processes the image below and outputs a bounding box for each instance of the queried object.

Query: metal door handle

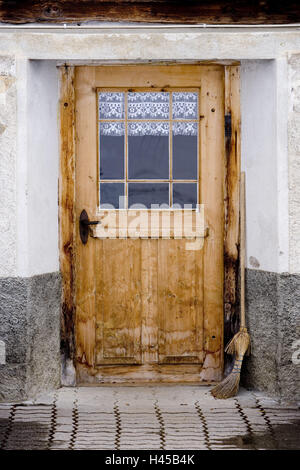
[79,209,101,244]
[81,220,100,226]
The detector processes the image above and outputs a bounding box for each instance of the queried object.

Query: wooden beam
[0,1,299,25]
[224,65,241,374]
[59,65,76,368]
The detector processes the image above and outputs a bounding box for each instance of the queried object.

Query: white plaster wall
[0,56,59,277]
[241,60,289,273]
[16,60,59,277]
[0,28,299,277]
[0,56,17,277]
[26,61,59,276]
[288,53,300,274]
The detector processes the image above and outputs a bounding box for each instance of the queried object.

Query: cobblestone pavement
[0,386,299,450]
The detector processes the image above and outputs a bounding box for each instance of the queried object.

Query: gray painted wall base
[0,273,61,401]
[242,269,300,402]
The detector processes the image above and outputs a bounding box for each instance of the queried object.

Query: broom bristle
[225,335,236,355]
[211,369,241,399]
[225,328,251,356]
[211,327,251,399]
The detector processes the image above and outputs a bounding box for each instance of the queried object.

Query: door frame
[59,62,241,383]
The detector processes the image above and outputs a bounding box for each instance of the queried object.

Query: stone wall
[0,273,61,401]
[242,270,300,402]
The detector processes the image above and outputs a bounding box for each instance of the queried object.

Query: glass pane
[172,92,198,119]
[173,183,197,208]
[99,123,125,179]
[128,92,169,120]
[100,183,125,209]
[99,92,125,119]
[128,122,169,179]
[172,122,198,180]
[128,183,169,209]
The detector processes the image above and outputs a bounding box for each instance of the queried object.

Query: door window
[98,90,199,209]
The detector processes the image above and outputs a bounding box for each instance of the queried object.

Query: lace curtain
[128,92,169,120]
[99,92,125,119]
[172,92,198,119]
[98,91,198,136]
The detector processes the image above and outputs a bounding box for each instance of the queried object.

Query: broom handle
[240,172,246,329]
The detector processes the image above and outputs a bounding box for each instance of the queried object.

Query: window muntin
[98,89,199,209]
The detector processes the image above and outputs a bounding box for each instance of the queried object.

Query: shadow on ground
[0,418,51,450]
[213,420,300,450]
[1,417,300,450]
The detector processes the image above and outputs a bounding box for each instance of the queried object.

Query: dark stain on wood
[59,66,76,365]
[224,66,240,375]
[0,1,299,25]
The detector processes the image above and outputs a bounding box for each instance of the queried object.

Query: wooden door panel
[73,64,227,383]
[95,239,143,364]
[158,239,204,364]
[140,239,159,364]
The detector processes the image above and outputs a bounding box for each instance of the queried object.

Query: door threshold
[76,381,219,387]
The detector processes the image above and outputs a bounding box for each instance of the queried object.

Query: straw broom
[211,172,251,399]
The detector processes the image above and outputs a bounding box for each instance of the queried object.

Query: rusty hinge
[225,113,232,140]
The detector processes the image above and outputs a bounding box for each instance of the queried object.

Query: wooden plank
[141,239,158,364]
[93,64,224,89]
[199,66,225,382]
[158,239,204,364]
[95,239,143,364]
[74,66,97,367]
[59,65,76,367]
[1,1,299,25]
[224,65,241,373]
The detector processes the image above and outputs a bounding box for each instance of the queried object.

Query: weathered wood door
[74,65,225,384]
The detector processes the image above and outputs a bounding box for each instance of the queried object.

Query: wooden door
[74,65,225,384]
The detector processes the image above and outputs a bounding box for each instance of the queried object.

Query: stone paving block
[78,416,115,422]
[77,418,116,424]
[121,417,157,423]
[75,436,115,443]
[164,426,204,432]
[122,445,161,450]
[0,408,11,420]
[55,424,74,433]
[164,445,206,450]
[52,431,72,440]
[76,431,114,438]
[120,443,161,449]
[0,405,13,410]
[51,443,70,450]
[55,416,73,425]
